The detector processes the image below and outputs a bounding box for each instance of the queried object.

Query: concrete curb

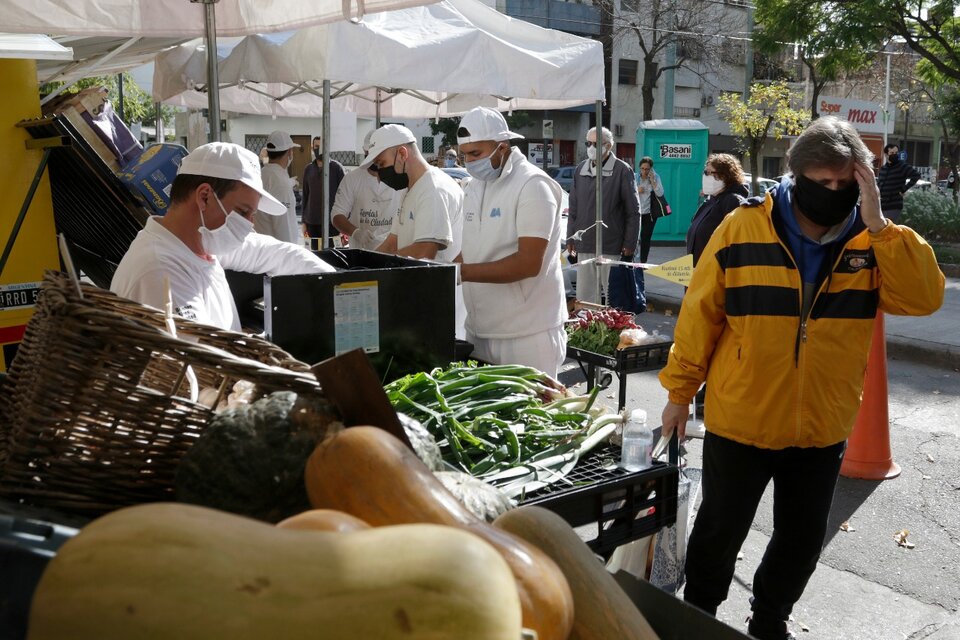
[645,293,960,372]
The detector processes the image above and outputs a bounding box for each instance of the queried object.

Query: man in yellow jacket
[659,117,944,640]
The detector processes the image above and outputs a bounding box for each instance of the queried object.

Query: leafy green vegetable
[384,362,619,497]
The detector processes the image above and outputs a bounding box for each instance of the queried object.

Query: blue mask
[465,145,505,182]
[444,157,456,168]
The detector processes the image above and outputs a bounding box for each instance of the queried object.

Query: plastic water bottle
[621,408,653,471]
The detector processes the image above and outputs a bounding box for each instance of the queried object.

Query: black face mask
[887,154,899,164]
[313,148,322,160]
[793,174,860,227]
[377,152,409,191]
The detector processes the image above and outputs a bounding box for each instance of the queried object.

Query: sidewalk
[642,245,960,371]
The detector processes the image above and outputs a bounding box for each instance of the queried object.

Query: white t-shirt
[331,166,404,250]
[110,217,334,331]
[461,147,566,339]
[255,162,300,244]
[390,167,460,253]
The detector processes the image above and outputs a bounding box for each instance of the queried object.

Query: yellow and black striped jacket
[659,191,944,450]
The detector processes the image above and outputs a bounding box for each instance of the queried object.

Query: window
[245,134,268,155]
[421,136,435,154]
[619,59,638,85]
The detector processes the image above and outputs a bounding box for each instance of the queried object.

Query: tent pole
[375,88,382,128]
[594,99,603,300]
[322,79,332,249]
[199,0,221,142]
[154,102,163,142]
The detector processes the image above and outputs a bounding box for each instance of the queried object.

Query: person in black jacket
[876,143,920,222]
[686,154,749,266]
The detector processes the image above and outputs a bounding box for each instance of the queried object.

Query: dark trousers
[683,432,845,630]
[639,214,657,263]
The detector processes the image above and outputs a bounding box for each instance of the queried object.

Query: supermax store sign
[818,97,894,135]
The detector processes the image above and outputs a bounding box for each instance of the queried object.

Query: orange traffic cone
[841,311,901,480]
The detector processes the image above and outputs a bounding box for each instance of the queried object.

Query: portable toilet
[636,120,709,242]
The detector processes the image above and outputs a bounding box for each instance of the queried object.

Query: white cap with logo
[457,107,523,145]
[359,124,417,168]
[178,142,286,215]
[265,130,300,152]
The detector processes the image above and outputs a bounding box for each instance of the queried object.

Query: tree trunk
[750,138,762,196]
[641,57,659,121]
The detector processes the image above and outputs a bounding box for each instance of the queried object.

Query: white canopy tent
[152,0,606,250]
[3,0,442,135]
[152,0,605,120]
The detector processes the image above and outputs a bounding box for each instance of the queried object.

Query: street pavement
[560,245,960,639]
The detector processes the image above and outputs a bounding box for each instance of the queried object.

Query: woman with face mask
[686,154,749,266]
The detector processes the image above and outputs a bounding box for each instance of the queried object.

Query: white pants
[575,253,619,304]
[466,325,567,379]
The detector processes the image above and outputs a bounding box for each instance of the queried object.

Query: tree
[41,73,178,138]
[717,81,809,194]
[601,0,741,121]
[917,57,960,202]
[753,0,874,119]
[776,1,960,85]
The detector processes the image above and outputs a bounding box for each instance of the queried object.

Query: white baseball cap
[362,129,375,153]
[178,142,286,215]
[265,130,300,152]
[457,107,523,145]
[359,124,416,169]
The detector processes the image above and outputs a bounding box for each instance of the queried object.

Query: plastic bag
[649,467,703,593]
[618,327,668,350]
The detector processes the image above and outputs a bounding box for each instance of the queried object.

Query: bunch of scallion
[384,362,622,498]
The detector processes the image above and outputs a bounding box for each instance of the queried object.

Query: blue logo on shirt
[490,207,501,218]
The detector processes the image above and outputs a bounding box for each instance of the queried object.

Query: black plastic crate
[519,444,678,556]
[567,341,673,411]
[567,341,672,374]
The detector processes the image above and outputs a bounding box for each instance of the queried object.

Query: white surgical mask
[586,146,597,161]
[465,146,505,182]
[199,194,254,256]
[702,174,725,196]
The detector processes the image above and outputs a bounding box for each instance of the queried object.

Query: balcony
[674,106,702,118]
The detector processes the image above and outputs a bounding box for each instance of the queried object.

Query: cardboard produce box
[117,143,189,215]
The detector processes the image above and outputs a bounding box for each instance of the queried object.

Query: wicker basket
[0,272,324,515]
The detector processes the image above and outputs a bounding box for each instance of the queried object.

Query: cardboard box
[117,143,188,215]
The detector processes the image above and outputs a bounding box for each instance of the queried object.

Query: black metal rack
[16,116,149,288]
[519,444,679,556]
[567,341,673,411]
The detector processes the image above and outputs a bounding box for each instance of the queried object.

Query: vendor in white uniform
[332,130,404,250]
[363,124,467,338]
[254,130,301,245]
[454,107,567,378]
[111,142,334,331]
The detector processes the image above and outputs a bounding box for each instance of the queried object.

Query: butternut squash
[305,426,575,640]
[28,503,522,640]
[276,509,370,533]
[495,506,661,640]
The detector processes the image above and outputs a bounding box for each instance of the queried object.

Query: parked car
[742,174,778,197]
[908,179,933,192]
[546,165,576,192]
